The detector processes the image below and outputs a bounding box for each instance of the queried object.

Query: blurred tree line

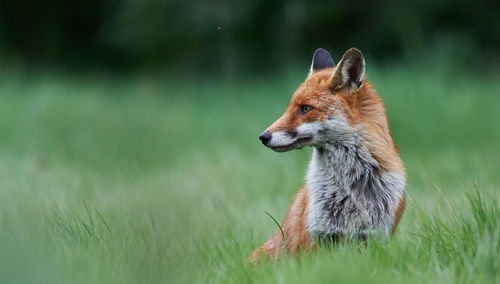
[0,0,498,75]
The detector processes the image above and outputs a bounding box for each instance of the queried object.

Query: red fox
[249,48,406,262]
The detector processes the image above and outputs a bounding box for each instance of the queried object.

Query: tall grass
[0,63,498,283]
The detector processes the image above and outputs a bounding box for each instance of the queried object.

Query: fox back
[258,48,406,244]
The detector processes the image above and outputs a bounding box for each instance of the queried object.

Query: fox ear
[309,48,335,76]
[330,48,365,90]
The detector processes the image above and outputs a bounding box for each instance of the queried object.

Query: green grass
[0,64,498,283]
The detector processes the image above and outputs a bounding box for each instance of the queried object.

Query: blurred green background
[0,1,499,283]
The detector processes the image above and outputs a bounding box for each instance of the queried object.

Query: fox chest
[306,184,392,241]
[305,148,405,241]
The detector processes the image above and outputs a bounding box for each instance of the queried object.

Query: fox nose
[259,131,272,145]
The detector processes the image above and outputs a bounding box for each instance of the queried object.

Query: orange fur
[392,192,406,234]
[249,186,312,262]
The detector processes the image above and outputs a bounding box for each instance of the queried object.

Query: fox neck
[305,135,405,240]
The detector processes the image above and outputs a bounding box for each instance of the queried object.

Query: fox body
[250,48,406,261]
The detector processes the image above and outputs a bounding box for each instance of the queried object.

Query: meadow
[0,61,498,283]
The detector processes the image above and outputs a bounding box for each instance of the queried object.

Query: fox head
[259,48,369,152]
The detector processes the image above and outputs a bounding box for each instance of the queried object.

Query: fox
[249,48,406,262]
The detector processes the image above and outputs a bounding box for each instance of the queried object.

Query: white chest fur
[306,140,405,241]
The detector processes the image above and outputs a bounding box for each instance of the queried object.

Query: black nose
[259,131,272,145]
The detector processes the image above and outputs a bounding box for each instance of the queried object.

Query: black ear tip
[314,48,329,55]
[313,48,332,60]
[312,48,335,71]
[346,47,364,58]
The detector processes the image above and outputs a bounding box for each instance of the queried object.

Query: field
[0,63,499,283]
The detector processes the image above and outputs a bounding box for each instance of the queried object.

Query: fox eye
[300,105,313,114]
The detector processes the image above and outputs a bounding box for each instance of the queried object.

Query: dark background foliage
[1,0,499,75]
